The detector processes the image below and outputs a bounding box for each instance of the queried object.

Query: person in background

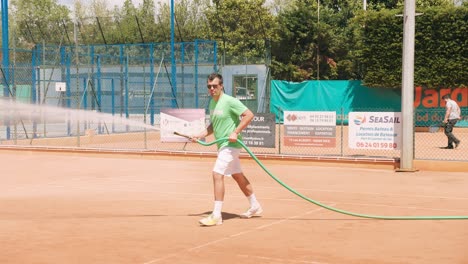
[191,73,262,226]
[442,94,461,149]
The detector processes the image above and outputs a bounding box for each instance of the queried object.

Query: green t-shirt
[209,94,248,149]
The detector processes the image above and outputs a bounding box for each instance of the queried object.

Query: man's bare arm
[229,109,254,142]
[444,105,452,123]
[191,124,213,142]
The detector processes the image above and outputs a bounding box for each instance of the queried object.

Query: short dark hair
[207,73,223,84]
[442,94,450,100]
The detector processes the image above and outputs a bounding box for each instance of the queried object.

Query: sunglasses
[207,84,221,89]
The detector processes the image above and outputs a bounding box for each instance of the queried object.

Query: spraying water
[0,98,160,140]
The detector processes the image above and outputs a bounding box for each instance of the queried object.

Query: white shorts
[213,147,242,175]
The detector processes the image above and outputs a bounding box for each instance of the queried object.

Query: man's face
[207,77,223,97]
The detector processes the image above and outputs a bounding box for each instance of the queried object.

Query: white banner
[283,111,336,147]
[160,109,206,142]
[348,112,402,150]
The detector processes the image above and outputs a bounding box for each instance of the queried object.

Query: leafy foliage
[414,6,467,88]
[356,9,404,88]
[271,0,361,81]
[204,0,277,64]
[5,0,467,88]
[357,6,467,88]
[10,0,71,47]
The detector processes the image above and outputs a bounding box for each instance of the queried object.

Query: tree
[355,9,403,88]
[136,0,157,43]
[154,0,211,42]
[70,0,120,45]
[355,5,467,88]
[271,0,360,81]
[365,0,453,11]
[10,0,71,48]
[204,0,277,64]
[266,0,291,15]
[116,0,140,43]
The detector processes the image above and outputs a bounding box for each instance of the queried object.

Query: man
[442,94,461,149]
[191,73,262,226]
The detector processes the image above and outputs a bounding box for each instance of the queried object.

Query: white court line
[146,191,468,213]
[106,177,468,201]
[236,254,326,264]
[1,177,90,195]
[10,173,464,202]
[27,182,465,214]
[5,180,467,214]
[324,200,468,213]
[301,188,468,201]
[252,185,468,200]
[189,207,331,250]
[141,206,332,264]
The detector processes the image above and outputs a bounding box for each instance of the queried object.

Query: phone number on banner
[355,142,398,149]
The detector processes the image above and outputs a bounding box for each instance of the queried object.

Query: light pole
[1,0,10,95]
[317,0,320,80]
[170,0,177,108]
[399,0,417,171]
[1,0,11,139]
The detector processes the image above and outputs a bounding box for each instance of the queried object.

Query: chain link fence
[414,108,467,161]
[1,94,467,162]
[1,46,467,162]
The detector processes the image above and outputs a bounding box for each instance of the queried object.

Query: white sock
[247,194,260,208]
[212,201,223,218]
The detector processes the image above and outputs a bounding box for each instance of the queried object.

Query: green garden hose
[196,137,468,220]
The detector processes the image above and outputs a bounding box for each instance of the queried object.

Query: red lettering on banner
[422,89,438,108]
[414,87,467,108]
[452,87,468,107]
[414,87,421,107]
[439,88,451,107]
[284,137,336,147]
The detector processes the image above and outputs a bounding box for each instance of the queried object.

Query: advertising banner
[160,108,206,142]
[270,80,467,127]
[242,113,276,148]
[348,112,402,150]
[283,111,336,147]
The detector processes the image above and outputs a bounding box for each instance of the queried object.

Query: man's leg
[231,172,253,197]
[199,171,225,226]
[211,147,232,215]
[212,171,225,214]
[445,120,461,148]
[199,148,233,226]
[450,120,461,148]
[444,121,455,148]
[232,172,262,218]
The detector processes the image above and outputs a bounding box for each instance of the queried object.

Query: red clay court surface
[1,150,468,264]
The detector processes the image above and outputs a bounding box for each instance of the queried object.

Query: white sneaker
[199,214,223,226]
[240,206,263,218]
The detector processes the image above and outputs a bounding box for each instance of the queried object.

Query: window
[233,75,257,100]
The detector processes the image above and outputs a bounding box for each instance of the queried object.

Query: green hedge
[358,6,467,89]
